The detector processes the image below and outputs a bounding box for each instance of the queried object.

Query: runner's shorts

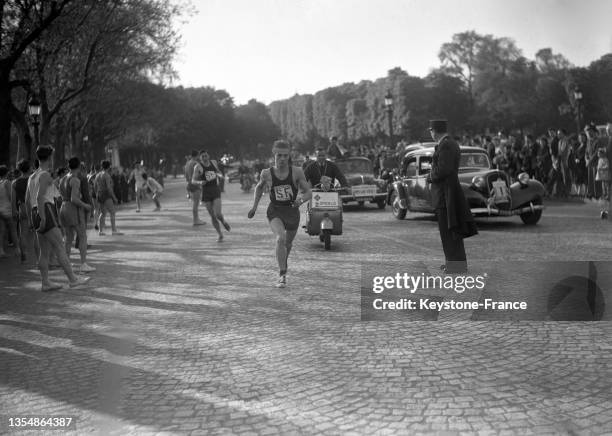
[267,203,300,231]
[59,202,86,228]
[98,197,115,213]
[187,182,201,193]
[32,202,59,234]
[201,185,221,203]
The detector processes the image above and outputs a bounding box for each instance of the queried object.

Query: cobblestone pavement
[1,179,611,435]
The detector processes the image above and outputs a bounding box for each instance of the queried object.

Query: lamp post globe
[27,96,41,147]
[384,91,394,148]
[573,87,583,133]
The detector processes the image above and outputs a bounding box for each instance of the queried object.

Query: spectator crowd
[328,123,612,203]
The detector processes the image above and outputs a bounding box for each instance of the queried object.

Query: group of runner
[23,146,92,291]
[183,141,345,288]
[5,140,340,291]
[2,144,170,292]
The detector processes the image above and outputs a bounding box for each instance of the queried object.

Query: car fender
[510,179,546,206]
[461,183,486,204]
[388,180,407,204]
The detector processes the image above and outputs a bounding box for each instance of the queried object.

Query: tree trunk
[0,79,12,165]
[11,108,33,162]
[54,114,66,165]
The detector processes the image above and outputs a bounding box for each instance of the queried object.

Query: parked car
[398,142,436,176]
[387,146,545,224]
[335,157,388,209]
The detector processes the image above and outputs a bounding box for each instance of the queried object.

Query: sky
[172,0,612,105]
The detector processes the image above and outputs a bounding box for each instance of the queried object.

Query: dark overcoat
[429,136,478,239]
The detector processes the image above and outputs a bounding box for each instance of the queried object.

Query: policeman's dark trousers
[436,208,467,272]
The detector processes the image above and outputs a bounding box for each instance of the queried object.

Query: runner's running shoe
[69,276,91,288]
[276,275,287,288]
[79,263,96,273]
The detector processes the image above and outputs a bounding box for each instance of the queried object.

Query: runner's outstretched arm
[293,167,312,207]
[248,169,269,218]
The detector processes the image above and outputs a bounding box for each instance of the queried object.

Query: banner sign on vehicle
[311,192,339,209]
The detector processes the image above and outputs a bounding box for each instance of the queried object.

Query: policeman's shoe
[441,264,468,274]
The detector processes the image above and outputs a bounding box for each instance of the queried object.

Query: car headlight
[471,176,486,190]
[518,172,530,185]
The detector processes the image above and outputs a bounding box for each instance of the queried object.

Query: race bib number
[204,171,217,182]
[274,185,294,201]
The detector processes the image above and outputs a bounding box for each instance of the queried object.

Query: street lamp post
[82,135,89,163]
[27,96,41,148]
[384,90,394,148]
[573,87,583,134]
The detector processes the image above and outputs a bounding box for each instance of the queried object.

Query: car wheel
[390,190,407,220]
[376,199,386,209]
[520,197,543,225]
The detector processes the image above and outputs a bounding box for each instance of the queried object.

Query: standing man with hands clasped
[248,140,312,288]
[426,120,478,274]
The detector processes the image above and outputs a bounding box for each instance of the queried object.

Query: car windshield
[460,153,490,169]
[336,159,373,174]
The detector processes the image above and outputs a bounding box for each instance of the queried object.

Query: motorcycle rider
[304,147,348,190]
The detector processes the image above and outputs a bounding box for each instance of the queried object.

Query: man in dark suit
[426,120,478,274]
[303,147,348,190]
[327,136,344,160]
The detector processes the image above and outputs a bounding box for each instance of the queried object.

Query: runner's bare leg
[205,201,222,236]
[269,219,289,273]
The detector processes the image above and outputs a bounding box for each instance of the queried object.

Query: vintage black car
[335,157,388,208]
[388,145,545,224]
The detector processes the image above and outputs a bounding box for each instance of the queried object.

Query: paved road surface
[1,178,611,435]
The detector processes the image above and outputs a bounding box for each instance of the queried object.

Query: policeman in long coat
[426,120,478,273]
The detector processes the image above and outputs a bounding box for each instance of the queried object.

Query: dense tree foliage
[1,0,186,165]
[3,17,612,167]
[269,31,612,150]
